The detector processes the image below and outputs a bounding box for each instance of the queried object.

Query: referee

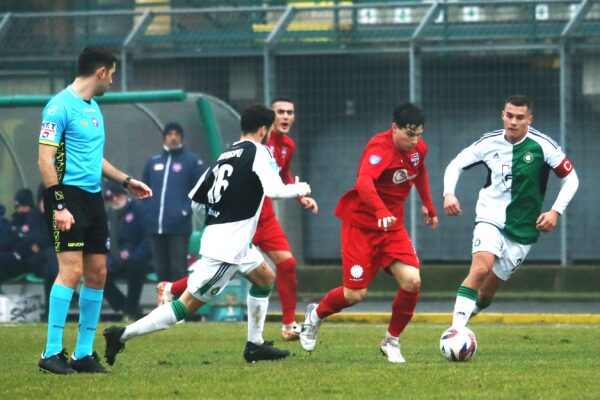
[37,47,152,374]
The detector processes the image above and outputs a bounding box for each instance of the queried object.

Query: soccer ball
[439,326,477,362]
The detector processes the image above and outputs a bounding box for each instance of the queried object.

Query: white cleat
[281,322,301,341]
[156,281,173,306]
[380,337,405,364]
[300,303,322,352]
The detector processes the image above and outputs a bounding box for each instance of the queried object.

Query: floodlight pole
[408,43,423,249]
[121,10,153,92]
[263,6,294,104]
[0,13,12,44]
[557,0,591,266]
[558,43,571,267]
[407,1,438,250]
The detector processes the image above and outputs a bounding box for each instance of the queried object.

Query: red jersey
[335,128,436,231]
[267,131,296,185]
[259,131,297,222]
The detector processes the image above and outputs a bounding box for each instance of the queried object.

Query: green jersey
[445,127,573,244]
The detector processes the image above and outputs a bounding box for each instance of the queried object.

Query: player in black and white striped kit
[104,104,311,365]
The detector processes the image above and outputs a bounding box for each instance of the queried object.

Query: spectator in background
[0,189,48,283]
[0,204,10,252]
[143,122,205,281]
[102,181,153,320]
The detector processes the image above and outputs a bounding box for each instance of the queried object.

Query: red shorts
[341,223,419,290]
[252,198,291,252]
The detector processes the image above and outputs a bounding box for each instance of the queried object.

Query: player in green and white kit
[443,95,579,328]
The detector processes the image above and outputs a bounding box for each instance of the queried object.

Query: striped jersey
[38,85,105,193]
[444,127,574,244]
[188,139,307,264]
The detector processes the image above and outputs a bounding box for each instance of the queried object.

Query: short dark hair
[393,102,425,128]
[505,95,532,113]
[77,47,117,77]
[163,122,184,138]
[241,104,275,134]
[103,180,127,200]
[270,96,294,106]
[14,188,34,208]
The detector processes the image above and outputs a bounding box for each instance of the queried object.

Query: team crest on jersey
[369,154,382,165]
[91,116,99,127]
[523,152,534,163]
[172,162,182,172]
[410,152,420,167]
[125,212,134,223]
[282,146,288,158]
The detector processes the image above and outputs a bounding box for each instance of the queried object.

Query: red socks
[276,258,297,325]
[387,288,419,337]
[316,286,350,319]
[171,276,189,297]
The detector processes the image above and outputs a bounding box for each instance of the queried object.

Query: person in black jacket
[1,188,52,283]
[142,122,205,281]
[102,181,153,320]
[0,204,10,253]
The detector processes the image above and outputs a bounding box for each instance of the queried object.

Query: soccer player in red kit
[299,103,438,363]
[157,97,318,340]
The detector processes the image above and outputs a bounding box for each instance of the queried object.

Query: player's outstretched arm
[254,148,311,198]
[421,205,439,230]
[102,158,152,200]
[295,176,318,214]
[414,163,437,229]
[537,168,579,232]
[535,210,560,232]
[354,174,396,231]
[443,144,481,217]
[443,194,461,216]
[299,197,319,214]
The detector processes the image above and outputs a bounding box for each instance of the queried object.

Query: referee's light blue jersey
[39,85,105,193]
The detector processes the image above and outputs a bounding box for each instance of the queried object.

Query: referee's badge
[369,154,382,165]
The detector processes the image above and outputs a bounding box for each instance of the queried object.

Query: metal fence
[1,0,599,264]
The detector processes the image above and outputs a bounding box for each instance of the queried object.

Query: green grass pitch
[1,321,599,399]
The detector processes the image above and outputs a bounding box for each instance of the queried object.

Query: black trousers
[103,261,152,318]
[150,234,189,282]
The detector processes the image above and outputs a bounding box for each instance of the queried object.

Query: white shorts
[471,222,532,281]
[187,246,264,302]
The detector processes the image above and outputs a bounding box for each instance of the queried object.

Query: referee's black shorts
[43,184,109,254]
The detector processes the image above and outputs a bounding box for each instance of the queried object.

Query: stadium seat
[25,273,44,284]
[0,273,29,295]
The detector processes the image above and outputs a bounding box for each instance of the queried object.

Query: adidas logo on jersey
[493,152,499,159]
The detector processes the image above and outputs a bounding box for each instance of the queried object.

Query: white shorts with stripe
[187,246,264,302]
[471,222,532,281]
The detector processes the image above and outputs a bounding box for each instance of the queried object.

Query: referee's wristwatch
[122,176,132,188]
